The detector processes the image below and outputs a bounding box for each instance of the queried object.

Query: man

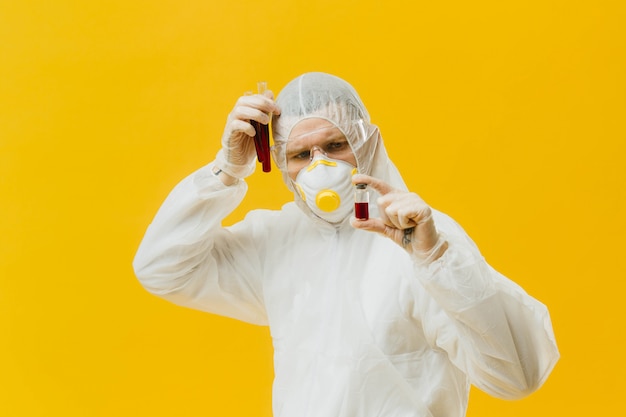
[133,72,559,416]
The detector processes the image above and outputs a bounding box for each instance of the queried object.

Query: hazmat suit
[133,72,559,417]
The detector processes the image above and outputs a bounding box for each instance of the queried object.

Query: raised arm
[133,90,280,324]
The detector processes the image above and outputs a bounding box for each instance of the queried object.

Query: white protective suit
[133,72,559,417]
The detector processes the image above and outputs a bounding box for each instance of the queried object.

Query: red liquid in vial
[355,202,369,220]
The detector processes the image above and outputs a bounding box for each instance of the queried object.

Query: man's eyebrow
[286,128,346,149]
[330,133,348,141]
[286,145,308,155]
[313,128,347,143]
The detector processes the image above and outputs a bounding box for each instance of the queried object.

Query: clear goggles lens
[271,119,372,172]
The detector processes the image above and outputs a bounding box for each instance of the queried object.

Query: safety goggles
[271,119,375,172]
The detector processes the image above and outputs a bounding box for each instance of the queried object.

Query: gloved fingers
[352,173,423,229]
[226,119,257,139]
[260,89,281,115]
[215,91,280,179]
[351,217,416,251]
[380,202,405,230]
[396,207,420,229]
[373,193,415,230]
[350,217,400,240]
[379,193,432,230]
[351,195,413,243]
[234,93,280,121]
[351,173,401,227]
[231,103,272,126]
[222,94,276,149]
[352,173,396,196]
[352,214,445,261]
[351,173,446,260]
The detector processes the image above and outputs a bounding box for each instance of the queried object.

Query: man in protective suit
[133,72,559,417]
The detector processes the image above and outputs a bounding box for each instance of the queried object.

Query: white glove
[215,90,280,179]
[350,174,448,263]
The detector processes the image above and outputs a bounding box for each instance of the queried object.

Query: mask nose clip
[309,145,327,161]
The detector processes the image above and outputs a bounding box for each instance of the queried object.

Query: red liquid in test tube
[257,122,271,172]
[252,81,271,172]
[251,122,264,162]
[251,120,269,166]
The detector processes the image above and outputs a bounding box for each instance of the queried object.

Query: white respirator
[294,155,357,224]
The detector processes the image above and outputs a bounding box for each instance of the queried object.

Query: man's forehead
[287,116,342,139]
[286,125,346,149]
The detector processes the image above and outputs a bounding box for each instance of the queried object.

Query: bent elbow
[517,350,560,399]
[132,253,176,295]
[132,252,153,289]
[495,357,560,400]
[500,377,543,400]
[477,373,539,401]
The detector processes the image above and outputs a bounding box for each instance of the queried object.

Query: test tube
[251,81,271,172]
[354,183,369,220]
[244,90,264,163]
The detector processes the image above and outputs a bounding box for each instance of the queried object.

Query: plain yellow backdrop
[1,0,625,416]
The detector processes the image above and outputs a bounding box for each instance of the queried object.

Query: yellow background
[1,0,624,415]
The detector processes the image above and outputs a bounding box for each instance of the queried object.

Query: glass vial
[354,183,369,220]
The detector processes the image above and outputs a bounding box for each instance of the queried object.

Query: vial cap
[316,190,341,212]
[355,183,367,189]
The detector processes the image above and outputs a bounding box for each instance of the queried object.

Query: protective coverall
[133,72,559,417]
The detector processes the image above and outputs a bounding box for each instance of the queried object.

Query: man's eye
[292,151,310,160]
[327,141,349,151]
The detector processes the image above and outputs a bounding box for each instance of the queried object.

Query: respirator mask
[294,154,357,224]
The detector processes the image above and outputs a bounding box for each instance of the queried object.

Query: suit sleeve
[415,211,559,399]
[133,163,268,325]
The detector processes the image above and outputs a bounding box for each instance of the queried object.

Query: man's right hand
[215,90,281,180]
